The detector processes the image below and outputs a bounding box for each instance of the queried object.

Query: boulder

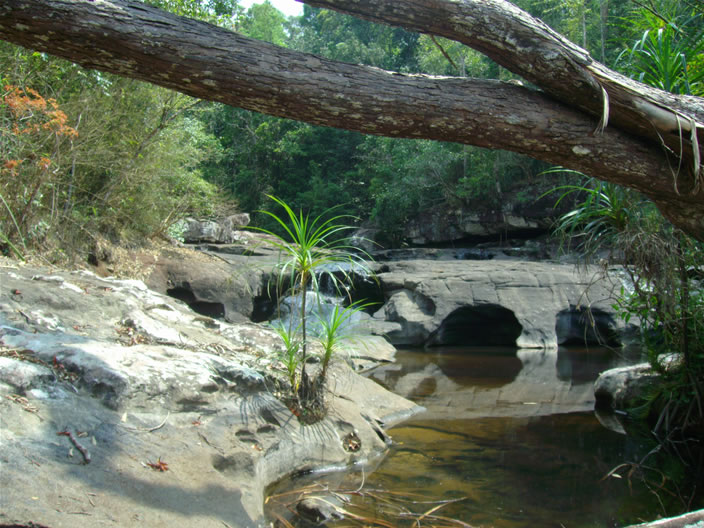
[144,247,277,323]
[594,363,660,412]
[182,213,250,244]
[0,262,419,528]
[368,259,633,348]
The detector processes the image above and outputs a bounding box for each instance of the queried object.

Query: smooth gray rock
[145,247,275,323]
[594,363,660,412]
[368,259,633,348]
[0,262,419,528]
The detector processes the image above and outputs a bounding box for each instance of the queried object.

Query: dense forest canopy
[0,0,703,253]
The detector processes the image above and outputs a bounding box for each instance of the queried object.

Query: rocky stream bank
[0,258,418,528]
[0,232,701,527]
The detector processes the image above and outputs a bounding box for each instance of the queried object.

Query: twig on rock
[57,429,92,464]
[147,411,170,432]
[120,411,170,433]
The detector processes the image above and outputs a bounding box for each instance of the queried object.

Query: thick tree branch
[0,0,702,239]
[305,0,704,155]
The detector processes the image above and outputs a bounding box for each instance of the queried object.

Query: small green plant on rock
[316,300,373,381]
[254,195,373,423]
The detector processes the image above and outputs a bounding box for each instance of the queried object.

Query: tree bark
[0,0,702,239]
[306,0,704,151]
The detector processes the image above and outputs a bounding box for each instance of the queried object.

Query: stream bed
[267,346,693,527]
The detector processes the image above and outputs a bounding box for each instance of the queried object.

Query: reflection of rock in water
[431,347,523,386]
[370,347,618,420]
[556,346,617,383]
[392,364,450,400]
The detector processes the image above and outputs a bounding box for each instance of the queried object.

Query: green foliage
[545,174,649,258]
[141,0,241,27]
[0,43,227,261]
[617,25,704,95]
[613,0,703,96]
[0,192,26,260]
[254,196,372,420]
[417,35,489,77]
[271,320,303,392]
[239,1,288,46]
[293,7,420,71]
[315,300,372,379]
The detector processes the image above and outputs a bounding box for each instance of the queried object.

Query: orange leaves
[1,85,78,179]
[2,84,78,140]
[4,85,47,114]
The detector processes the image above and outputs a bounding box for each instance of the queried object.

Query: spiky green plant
[315,300,374,380]
[271,321,302,394]
[253,195,374,407]
[617,10,704,96]
[541,172,647,261]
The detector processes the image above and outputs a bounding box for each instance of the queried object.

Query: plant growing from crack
[254,195,374,420]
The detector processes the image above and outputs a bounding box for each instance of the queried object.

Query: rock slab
[0,262,418,528]
[370,259,633,348]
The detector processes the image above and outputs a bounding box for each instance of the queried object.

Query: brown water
[268,346,694,527]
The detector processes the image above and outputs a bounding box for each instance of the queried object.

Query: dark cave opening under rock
[426,304,523,347]
[555,307,621,347]
[251,294,276,323]
[166,286,225,319]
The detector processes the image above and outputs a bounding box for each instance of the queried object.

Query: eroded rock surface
[0,262,418,528]
[369,259,633,348]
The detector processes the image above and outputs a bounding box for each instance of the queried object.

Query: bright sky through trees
[239,0,302,17]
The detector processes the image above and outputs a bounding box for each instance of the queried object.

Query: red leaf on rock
[146,458,169,472]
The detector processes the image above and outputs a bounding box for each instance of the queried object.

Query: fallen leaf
[146,458,169,472]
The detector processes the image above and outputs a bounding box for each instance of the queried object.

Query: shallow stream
[267,346,691,527]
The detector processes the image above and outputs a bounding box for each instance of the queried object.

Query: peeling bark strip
[0,0,702,240]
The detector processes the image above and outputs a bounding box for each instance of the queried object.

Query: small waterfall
[267,261,376,336]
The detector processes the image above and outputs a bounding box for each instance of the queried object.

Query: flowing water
[267,346,694,527]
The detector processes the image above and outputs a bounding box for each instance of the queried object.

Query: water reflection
[267,346,675,528]
[369,346,635,420]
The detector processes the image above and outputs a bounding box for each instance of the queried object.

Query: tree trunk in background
[0,0,702,239]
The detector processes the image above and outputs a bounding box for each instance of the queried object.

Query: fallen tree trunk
[0,0,702,239]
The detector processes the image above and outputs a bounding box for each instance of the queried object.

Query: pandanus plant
[254,195,373,407]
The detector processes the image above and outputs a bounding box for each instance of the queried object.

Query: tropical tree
[239,1,288,46]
